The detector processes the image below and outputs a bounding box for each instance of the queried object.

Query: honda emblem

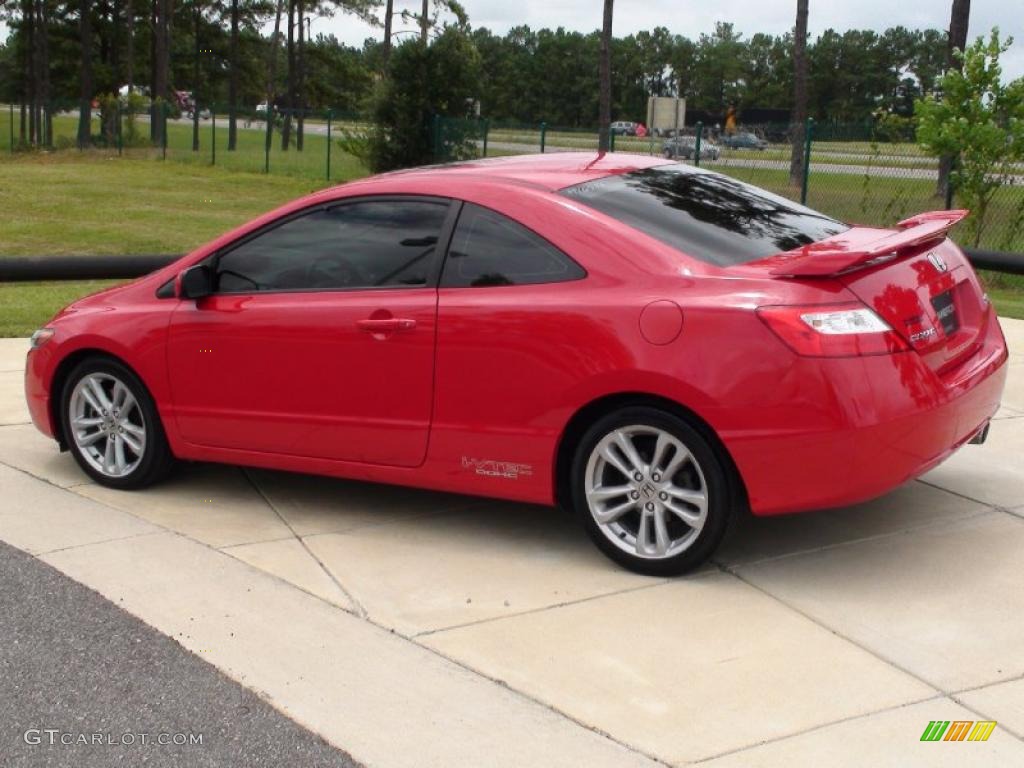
[927,252,948,272]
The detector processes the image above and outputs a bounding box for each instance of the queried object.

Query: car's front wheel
[571,407,732,575]
[60,357,175,489]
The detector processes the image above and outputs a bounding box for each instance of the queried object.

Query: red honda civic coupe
[24,153,1008,574]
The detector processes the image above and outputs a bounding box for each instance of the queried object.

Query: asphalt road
[0,539,361,768]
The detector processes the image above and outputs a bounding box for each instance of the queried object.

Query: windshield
[560,164,848,267]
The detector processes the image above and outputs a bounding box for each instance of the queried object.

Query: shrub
[915,29,1024,246]
[367,27,482,172]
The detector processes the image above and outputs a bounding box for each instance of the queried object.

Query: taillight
[757,303,909,357]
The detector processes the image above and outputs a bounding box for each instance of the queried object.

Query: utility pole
[788,0,809,187]
[77,0,93,148]
[298,4,306,151]
[126,0,134,92]
[936,0,971,199]
[597,0,614,152]
[382,0,393,64]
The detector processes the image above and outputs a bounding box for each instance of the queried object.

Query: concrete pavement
[0,321,1022,765]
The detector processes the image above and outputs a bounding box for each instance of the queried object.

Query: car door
[166,196,456,467]
[430,202,590,492]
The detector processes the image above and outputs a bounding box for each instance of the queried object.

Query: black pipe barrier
[0,254,180,282]
[965,249,1024,276]
[0,248,1021,283]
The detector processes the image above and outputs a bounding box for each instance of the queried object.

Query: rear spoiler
[765,209,969,277]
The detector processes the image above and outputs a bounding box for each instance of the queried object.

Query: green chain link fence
[1,99,370,183]
[432,117,1024,256]
[4,101,1023,257]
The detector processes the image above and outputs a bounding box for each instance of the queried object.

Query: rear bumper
[730,311,1009,516]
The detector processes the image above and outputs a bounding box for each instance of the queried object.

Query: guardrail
[0,249,1022,282]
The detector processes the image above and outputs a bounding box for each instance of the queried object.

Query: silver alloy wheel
[584,425,708,560]
[68,372,147,478]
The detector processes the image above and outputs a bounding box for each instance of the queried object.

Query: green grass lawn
[0,279,122,337]
[0,149,1020,337]
[0,153,366,335]
[987,287,1024,319]
[0,151,353,256]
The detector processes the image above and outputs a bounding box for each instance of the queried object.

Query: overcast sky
[312,0,1024,79]
[1,1,1020,79]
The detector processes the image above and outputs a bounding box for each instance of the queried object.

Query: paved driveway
[0,320,1022,766]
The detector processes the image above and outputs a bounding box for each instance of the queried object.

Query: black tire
[570,406,732,576]
[59,356,175,490]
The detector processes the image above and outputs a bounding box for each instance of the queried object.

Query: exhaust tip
[968,422,990,446]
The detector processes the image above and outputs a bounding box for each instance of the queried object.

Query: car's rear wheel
[60,357,174,489]
[571,407,731,575]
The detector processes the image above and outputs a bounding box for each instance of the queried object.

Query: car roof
[352,152,670,194]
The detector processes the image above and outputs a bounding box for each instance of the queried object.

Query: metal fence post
[162,102,168,160]
[116,101,123,156]
[800,117,814,206]
[540,122,546,153]
[9,103,13,154]
[482,118,489,158]
[694,122,703,167]
[192,100,200,152]
[609,129,615,153]
[944,155,956,210]
[326,109,332,181]
[265,107,273,174]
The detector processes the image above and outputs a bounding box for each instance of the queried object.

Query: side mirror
[180,264,213,300]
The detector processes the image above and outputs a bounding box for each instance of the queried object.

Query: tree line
[0,0,377,149]
[0,2,963,141]
[473,22,951,129]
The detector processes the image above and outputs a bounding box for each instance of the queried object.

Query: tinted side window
[216,200,449,293]
[441,204,586,288]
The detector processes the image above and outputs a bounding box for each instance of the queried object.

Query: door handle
[356,318,417,333]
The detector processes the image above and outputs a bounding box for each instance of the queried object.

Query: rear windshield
[560,164,848,267]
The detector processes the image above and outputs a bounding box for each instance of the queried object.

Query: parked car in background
[720,131,768,150]
[662,135,721,161]
[763,126,790,144]
[611,121,638,136]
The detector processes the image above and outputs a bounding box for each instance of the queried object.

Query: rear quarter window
[441,203,585,288]
[560,164,848,267]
